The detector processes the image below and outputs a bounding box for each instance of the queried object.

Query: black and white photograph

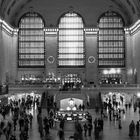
[0,0,140,140]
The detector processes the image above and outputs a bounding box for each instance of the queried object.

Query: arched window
[18,12,45,67]
[98,11,125,84]
[58,12,85,67]
[98,11,125,68]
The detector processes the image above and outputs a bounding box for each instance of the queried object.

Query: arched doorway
[101,92,132,110]
[60,98,83,110]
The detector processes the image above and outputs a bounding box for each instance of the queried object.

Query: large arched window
[18,12,45,67]
[98,11,125,84]
[58,12,85,67]
[98,11,125,68]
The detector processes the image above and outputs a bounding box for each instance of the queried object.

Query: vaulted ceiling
[0,0,140,27]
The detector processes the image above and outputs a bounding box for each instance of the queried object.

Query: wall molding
[127,19,140,35]
[1,18,140,36]
[0,18,18,36]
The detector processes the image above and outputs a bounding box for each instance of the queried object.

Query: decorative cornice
[84,28,99,35]
[0,18,18,36]
[0,17,140,36]
[126,19,140,35]
[44,28,58,35]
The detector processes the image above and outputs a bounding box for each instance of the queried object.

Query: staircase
[40,92,48,108]
[40,92,49,117]
[87,92,103,109]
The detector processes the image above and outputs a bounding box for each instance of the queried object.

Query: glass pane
[18,12,45,67]
[58,12,85,67]
[98,11,125,67]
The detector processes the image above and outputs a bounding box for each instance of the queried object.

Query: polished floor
[5,106,140,140]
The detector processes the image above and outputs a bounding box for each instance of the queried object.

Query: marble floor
[6,106,140,140]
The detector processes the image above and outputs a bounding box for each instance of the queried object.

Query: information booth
[54,110,89,131]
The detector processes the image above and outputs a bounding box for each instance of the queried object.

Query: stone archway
[101,92,132,109]
[54,92,87,109]
[60,98,83,110]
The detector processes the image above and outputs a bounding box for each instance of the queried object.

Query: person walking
[136,121,139,136]
[94,118,98,130]
[83,123,88,137]
[73,130,79,140]
[94,125,99,140]
[129,120,135,137]
[57,128,65,140]
[88,122,93,136]
[29,113,33,128]
[19,116,24,131]
[118,118,122,129]
[100,118,104,131]
[109,109,112,121]
[131,120,135,136]
[60,119,65,130]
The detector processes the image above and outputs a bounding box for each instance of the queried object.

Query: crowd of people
[102,98,140,139]
[56,114,104,140]
[0,95,40,140]
[37,109,54,139]
[129,120,140,137]
[0,92,140,140]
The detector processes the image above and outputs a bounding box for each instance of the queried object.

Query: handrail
[8,83,140,90]
[59,90,81,94]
